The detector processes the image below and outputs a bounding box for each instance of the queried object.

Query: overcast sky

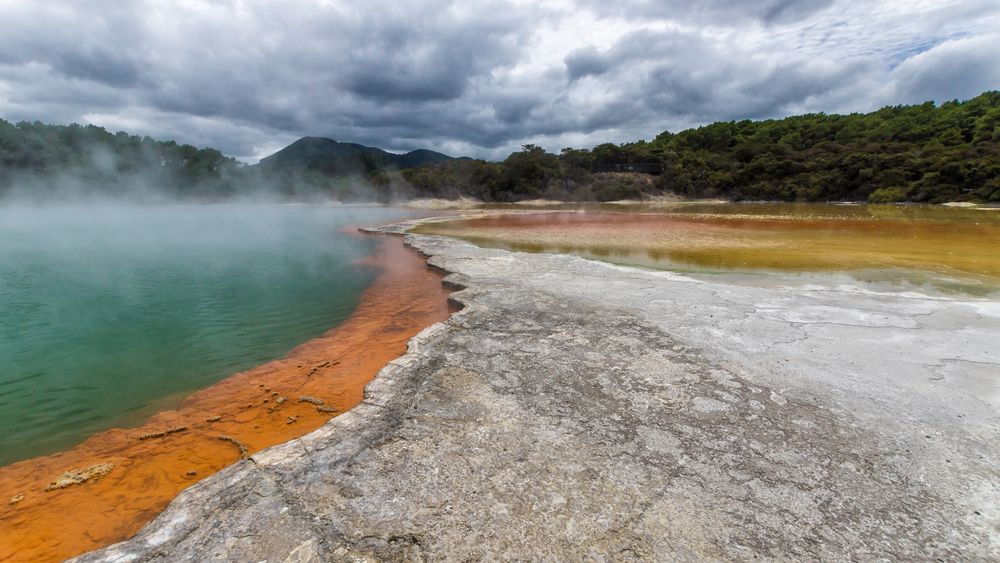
[1,0,998,162]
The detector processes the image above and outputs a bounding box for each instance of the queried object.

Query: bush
[867,186,911,203]
[588,173,649,201]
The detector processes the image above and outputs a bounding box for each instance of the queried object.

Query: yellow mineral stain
[414,205,1000,292]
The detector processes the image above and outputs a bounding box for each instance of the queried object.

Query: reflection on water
[414,203,1000,297]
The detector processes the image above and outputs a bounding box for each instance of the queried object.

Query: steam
[0,126,415,206]
[0,202,423,464]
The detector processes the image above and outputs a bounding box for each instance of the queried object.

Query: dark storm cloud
[49,47,142,87]
[0,0,997,161]
[337,16,517,103]
[582,0,836,25]
[564,46,610,81]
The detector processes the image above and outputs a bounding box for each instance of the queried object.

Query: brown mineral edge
[0,232,453,563]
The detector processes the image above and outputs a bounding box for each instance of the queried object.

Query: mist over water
[0,203,418,465]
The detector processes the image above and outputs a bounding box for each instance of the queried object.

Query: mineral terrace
[77,217,1000,561]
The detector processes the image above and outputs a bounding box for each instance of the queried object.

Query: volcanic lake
[0,204,424,465]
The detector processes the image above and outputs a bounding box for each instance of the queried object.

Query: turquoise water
[0,204,417,466]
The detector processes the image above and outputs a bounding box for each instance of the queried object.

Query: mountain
[257,136,456,176]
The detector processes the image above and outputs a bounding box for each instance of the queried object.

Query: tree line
[395,91,1000,203]
[2,90,998,203]
[0,120,245,200]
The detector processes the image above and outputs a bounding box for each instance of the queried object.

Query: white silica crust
[75,219,1000,562]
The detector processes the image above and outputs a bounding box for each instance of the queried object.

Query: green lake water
[0,204,417,466]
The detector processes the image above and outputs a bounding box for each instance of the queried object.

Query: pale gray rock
[75,220,1000,562]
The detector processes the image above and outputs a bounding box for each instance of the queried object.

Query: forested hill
[0,122,457,201]
[0,120,243,200]
[259,136,454,173]
[256,136,457,198]
[399,91,1000,203]
[3,91,998,203]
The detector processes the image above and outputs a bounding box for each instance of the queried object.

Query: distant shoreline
[403,196,1000,210]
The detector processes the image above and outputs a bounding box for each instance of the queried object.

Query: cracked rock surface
[77,222,1000,561]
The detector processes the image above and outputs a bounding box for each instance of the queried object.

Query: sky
[1,0,998,162]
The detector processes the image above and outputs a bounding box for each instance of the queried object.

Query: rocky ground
[76,218,999,561]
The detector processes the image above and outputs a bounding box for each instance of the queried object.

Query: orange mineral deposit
[0,233,453,563]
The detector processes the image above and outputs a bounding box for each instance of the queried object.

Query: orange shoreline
[0,232,453,563]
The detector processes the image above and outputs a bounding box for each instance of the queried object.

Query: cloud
[889,34,1000,104]
[0,0,997,162]
[581,0,836,25]
[565,46,610,81]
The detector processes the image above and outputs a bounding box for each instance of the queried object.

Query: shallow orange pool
[415,206,1000,293]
